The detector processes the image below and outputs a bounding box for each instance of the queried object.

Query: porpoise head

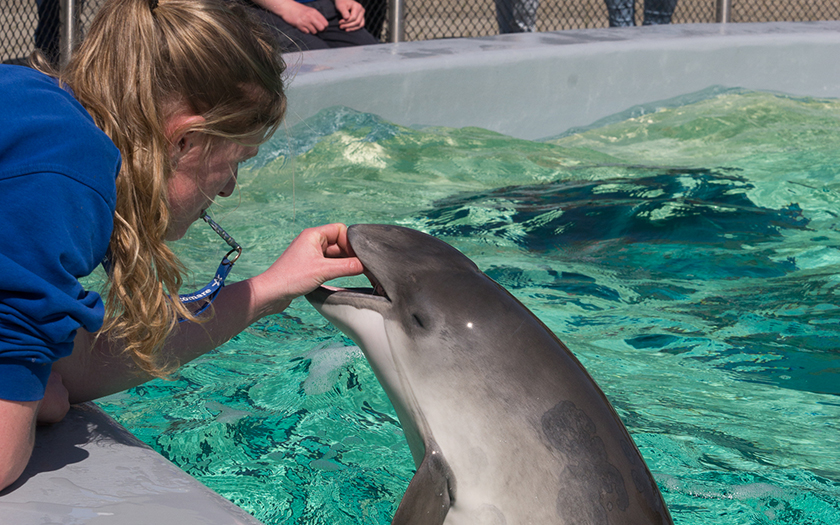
[306,224,486,466]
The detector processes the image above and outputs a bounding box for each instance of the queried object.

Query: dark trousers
[245,0,379,53]
[34,0,61,64]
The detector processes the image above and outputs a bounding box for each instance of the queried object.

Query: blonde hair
[34,0,286,376]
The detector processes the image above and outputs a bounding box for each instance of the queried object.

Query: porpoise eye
[412,314,425,328]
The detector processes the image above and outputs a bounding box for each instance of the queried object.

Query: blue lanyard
[177,211,242,319]
[100,211,242,321]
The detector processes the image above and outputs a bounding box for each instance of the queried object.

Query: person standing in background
[604,0,679,26]
[494,0,539,33]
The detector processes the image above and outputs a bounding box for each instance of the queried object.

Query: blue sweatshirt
[0,65,119,401]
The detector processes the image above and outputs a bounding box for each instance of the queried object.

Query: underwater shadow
[422,167,809,252]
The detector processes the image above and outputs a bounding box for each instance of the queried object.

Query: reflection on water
[98,87,840,524]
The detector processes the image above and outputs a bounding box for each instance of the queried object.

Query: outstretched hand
[252,223,364,316]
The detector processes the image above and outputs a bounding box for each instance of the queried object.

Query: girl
[0,0,363,490]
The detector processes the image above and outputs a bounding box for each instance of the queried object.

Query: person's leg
[504,0,539,33]
[34,0,61,65]
[310,0,379,48]
[495,0,513,34]
[643,0,678,25]
[604,0,635,27]
[358,0,385,40]
[495,0,535,34]
[321,26,379,47]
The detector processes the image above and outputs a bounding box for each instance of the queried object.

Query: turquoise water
[97,87,840,524]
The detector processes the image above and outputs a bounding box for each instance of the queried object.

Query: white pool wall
[285,21,840,140]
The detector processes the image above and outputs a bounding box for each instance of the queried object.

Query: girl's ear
[166,113,206,164]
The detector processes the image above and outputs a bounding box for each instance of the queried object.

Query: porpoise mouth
[311,269,390,302]
[371,276,388,299]
[306,227,389,305]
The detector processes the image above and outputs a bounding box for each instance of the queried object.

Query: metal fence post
[387,0,405,42]
[60,0,80,68]
[716,0,732,23]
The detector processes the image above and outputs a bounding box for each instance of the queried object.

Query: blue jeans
[604,0,678,27]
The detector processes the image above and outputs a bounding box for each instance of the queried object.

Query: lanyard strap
[177,254,236,318]
[100,212,242,321]
[176,212,242,320]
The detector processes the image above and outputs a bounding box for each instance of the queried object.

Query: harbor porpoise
[306,224,673,525]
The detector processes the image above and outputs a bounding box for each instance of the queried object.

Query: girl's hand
[252,223,364,316]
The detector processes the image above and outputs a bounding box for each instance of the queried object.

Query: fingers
[339,15,365,32]
[261,224,363,299]
[316,223,355,258]
[249,224,365,317]
[320,252,365,280]
[335,0,366,31]
[312,223,364,277]
[298,12,329,34]
[283,3,328,34]
[308,224,365,281]
[306,12,329,33]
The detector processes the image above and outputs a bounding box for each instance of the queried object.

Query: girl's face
[166,132,259,241]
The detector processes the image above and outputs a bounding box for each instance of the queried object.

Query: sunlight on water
[97,87,840,524]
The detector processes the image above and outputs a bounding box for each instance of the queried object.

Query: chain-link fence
[3,0,840,65]
[2,0,105,64]
[398,0,840,40]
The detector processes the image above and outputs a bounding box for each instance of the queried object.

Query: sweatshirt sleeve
[0,172,115,401]
[0,65,120,402]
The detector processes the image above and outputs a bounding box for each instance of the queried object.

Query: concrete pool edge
[0,403,263,524]
[2,21,840,524]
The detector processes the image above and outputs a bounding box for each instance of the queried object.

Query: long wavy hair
[32,0,286,377]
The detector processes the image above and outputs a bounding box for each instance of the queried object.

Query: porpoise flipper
[392,440,454,525]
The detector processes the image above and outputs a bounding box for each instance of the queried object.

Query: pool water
[97,87,840,524]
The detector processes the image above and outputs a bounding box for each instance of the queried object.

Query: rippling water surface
[97,87,840,524]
